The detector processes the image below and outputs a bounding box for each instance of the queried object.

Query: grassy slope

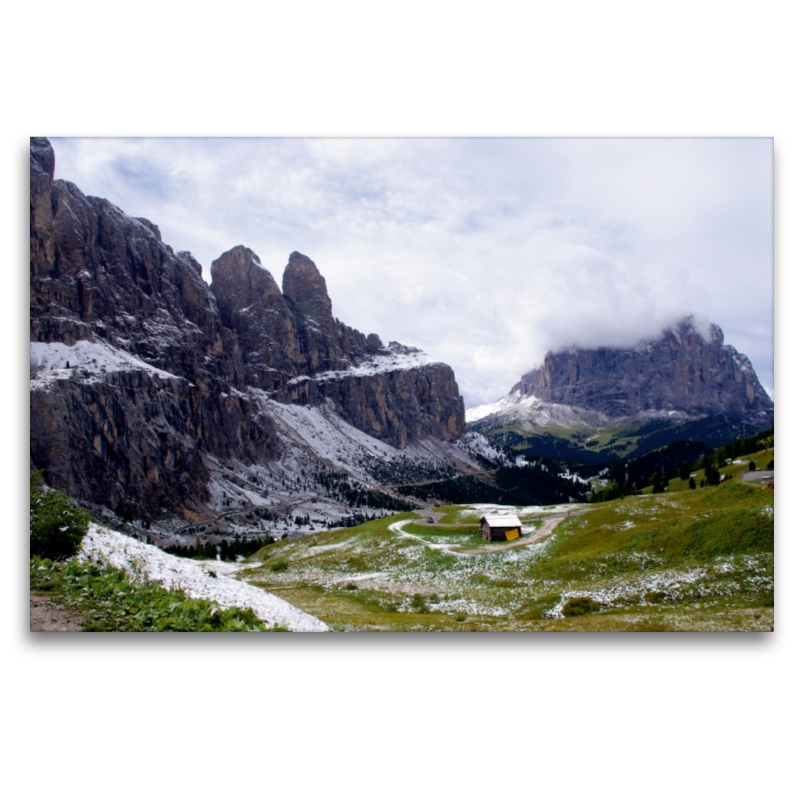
[240,482,773,632]
[644,447,774,494]
[479,415,766,462]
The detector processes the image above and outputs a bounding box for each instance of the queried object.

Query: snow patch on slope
[261,395,401,478]
[467,389,697,430]
[30,339,179,388]
[288,343,434,386]
[453,430,516,466]
[80,523,330,632]
[466,390,542,423]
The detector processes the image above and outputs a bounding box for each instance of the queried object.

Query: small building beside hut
[480,514,522,541]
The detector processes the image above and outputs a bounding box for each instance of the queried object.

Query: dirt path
[390,509,589,556]
[30,593,85,632]
[416,508,453,524]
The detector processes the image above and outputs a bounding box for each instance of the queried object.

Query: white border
[4,3,795,798]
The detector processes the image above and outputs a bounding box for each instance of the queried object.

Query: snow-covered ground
[466,388,697,429]
[466,391,544,423]
[466,390,610,428]
[30,339,179,389]
[261,395,402,480]
[287,342,435,386]
[452,502,581,520]
[79,524,330,632]
[452,430,515,466]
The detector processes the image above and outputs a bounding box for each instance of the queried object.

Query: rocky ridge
[469,318,773,461]
[29,138,466,527]
[510,318,773,425]
[209,246,464,447]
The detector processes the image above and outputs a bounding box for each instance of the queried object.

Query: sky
[50,137,774,407]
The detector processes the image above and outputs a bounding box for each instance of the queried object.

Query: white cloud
[50,137,773,407]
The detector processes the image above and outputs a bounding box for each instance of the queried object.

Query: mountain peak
[512,320,772,424]
[210,245,284,328]
[282,252,333,324]
[30,137,55,180]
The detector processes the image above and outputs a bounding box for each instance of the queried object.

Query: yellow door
[505,528,520,541]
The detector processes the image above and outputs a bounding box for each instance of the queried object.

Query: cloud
[50,137,774,407]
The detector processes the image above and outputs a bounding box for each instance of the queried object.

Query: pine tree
[705,464,721,486]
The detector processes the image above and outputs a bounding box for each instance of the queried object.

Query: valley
[28,137,775,633]
[229,476,773,631]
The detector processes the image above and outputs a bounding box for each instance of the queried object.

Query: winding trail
[389,509,590,556]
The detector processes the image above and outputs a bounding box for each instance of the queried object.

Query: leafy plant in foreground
[30,558,285,632]
[30,471,91,560]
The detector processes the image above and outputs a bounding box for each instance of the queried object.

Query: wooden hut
[480,514,522,541]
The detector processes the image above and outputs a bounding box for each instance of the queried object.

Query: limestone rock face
[210,247,465,447]
[30,368,277,520]
[30,137,466,520]
[29,141,244,387]
[283,251,335,334]
[276,348,465,449]
[29,139,278,520]
[513,318,773,425]
[210,246,301,390]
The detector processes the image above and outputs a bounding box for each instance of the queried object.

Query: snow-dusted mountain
[29,137,478,538]
[468,318,773,461]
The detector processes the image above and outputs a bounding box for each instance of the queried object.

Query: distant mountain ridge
[469,318,773,460]
[514,317,772,423]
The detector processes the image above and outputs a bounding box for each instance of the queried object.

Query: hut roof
[481,514,522,528]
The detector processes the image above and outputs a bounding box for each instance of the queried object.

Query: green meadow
[238,479,774,631]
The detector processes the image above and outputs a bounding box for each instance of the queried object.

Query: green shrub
[30,471,90,560]
[270,560,289,572]
[562,596,602,617]
[410,593,429,613]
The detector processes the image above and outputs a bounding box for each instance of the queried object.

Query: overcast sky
[50,137,773,407]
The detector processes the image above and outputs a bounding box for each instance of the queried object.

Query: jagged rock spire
[282,251,333,325]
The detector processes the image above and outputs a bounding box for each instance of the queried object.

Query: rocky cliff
[512,318,773,425]
[30,138,465,521]
[30,138,244,385]
[209,246,464,448]
[30,139,279,519]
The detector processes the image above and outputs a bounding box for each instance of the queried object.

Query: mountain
[209,246,463,447]
[469,318,773,460]
[29,137,470,537]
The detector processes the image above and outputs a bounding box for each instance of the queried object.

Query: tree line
[588,426,773,502]
[163,535,275,561]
